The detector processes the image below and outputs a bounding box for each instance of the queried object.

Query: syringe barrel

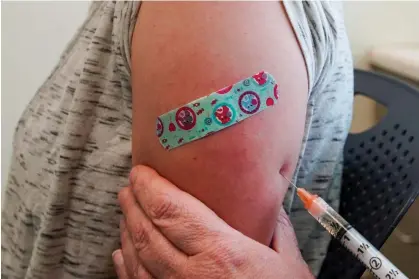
[307,197,408,279]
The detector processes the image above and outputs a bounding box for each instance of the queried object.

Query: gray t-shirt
[2,1,353,278]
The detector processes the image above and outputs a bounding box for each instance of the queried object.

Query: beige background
[343,1,419,69]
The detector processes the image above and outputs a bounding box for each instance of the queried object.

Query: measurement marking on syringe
[370,257,382,270]
[279,174,408,279]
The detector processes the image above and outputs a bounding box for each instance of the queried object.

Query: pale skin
[114,165,314,279]
[116,1,310,277]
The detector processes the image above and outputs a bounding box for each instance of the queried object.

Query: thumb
[271,207,301,258]
[130,165,235,255]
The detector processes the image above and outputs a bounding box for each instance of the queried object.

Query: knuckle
[148,193,178,221]
[131,223,152,252]
[224,237,249,268]
[207,237,247,272]
[228,247,247,269]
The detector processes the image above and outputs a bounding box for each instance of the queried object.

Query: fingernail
[130,167,138,184]
[112,249,124,265]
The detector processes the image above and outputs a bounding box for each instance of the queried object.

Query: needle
[279,172,298,190]
[277,172,408,279]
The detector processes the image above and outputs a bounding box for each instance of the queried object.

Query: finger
[118,187,186,278]
[272,207,293,252]
[120,219,153,279]
[272,207,301,261]
[129,165,235,255]
[112,249,129,279]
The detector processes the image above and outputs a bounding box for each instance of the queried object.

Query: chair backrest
[318,70,419,279]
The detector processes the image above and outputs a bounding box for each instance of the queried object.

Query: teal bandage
[156,71,279,150]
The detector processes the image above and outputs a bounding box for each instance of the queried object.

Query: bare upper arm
[131,1,308,245]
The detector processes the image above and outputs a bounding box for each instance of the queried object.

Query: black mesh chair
[318,70,419,279]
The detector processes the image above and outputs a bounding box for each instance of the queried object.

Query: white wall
[342,2,419,134]
[2,1,419,187]
[1,2,89,186]
[343,1,419,68]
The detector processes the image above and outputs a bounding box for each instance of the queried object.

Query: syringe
[281,175,408,279]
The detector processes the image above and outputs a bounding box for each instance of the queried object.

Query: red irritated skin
[131,1,308,246]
